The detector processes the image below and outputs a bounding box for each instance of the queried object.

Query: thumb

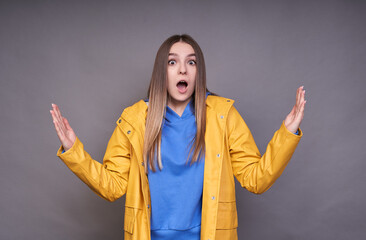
[63,117,72,131]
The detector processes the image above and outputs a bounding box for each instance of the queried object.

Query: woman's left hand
[284,86,307,134]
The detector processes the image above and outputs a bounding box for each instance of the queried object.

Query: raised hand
[284,86,307,134]
[50,103,76,151]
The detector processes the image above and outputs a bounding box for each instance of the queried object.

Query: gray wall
[1,0,365,239]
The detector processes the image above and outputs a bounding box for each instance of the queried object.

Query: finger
[296,86,303,108]
[295,96,303,117]
[293,87,300,113]
[63,117,72,131]
[51,109,67,135]
[52,104,67,132]
[52,104,63,125]
[299,87,305,101]
[50,110,58,123]
[298,89,305,114]
[298,100,306,123]
[52,104,62,122]
[54,110,66,133]
[51,109,70,145]
[295,87,300,109]
[53,117,66,141]
[295,99,306,123]
[50,110,63,130]
[301,100,306,113]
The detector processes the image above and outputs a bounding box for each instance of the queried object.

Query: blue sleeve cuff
[295,129,299,135]
[62,149,65,153]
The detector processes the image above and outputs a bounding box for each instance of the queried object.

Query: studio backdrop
[0,0,365,239]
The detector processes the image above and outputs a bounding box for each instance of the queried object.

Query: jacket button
[118,119,121,123]
[141,162,144,166]
[227,100,230,102]
[211,196,215,200]
[217,154,220,157]
[220,115,224,119]
[147,204,150,209]
[127,130,131,134]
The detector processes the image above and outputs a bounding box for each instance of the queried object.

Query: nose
[179,63,187,75]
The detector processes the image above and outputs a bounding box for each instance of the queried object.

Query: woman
[50,34,306,240]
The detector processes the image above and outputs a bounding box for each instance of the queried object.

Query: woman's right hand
[50,103,76,151]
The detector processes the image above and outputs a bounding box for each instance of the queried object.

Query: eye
[188,60,196,65]
[168,60,176,65]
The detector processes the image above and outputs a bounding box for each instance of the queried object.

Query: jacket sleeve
[57,125,131,202]
[227,106,302,194]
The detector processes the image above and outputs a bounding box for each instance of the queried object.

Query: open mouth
[176,80,188,92]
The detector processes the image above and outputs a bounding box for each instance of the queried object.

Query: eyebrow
[168,53,196,57]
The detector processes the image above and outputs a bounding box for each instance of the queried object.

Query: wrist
[284,122,298,134]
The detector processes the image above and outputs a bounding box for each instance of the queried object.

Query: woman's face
[166,41,197,109]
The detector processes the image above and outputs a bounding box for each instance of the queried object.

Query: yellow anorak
[57,95,302,240]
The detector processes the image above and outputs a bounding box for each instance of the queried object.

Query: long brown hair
[143,34,207,172]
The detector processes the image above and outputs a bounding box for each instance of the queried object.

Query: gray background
[1,0,365,239]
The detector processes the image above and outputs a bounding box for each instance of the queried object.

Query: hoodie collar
[121,95,234,127]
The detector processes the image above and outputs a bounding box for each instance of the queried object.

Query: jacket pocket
[124,206,135,234]
[216,201,238,229]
